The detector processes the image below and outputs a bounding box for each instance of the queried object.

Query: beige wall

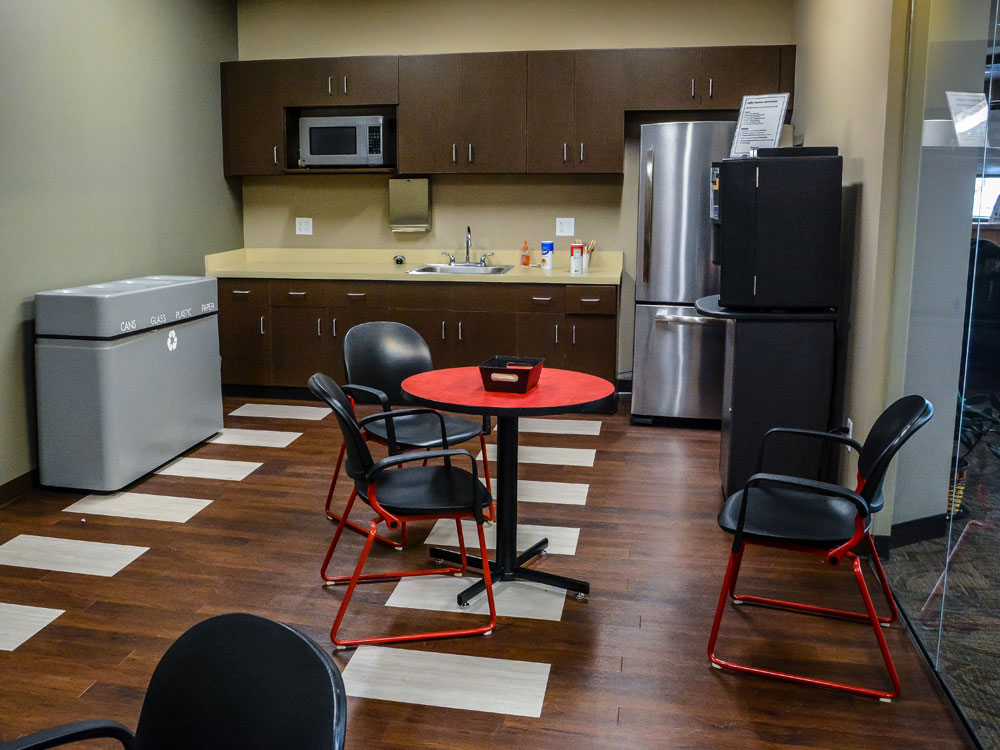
[237,0,795,376]
[0,0,242,487]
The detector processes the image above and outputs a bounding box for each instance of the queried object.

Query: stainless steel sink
[408,264,512,275]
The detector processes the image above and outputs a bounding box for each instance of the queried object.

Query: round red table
[401,366,615,606]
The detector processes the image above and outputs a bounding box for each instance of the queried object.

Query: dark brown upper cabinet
[221,61,284,176]
[398,52,526,174]
[700,46,781,110]
[527,50,625,174]
[281,56,398,106]
[626,48,703,109]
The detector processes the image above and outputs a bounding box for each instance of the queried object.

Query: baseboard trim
[887,514,948,549]
[0,470,36,509]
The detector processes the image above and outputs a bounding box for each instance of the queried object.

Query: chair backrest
[857,395,933,511]
[343,321,433,403]
[133,613,346,750]
[308,372,374,482]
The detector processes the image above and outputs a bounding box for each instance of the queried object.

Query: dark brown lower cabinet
[452,311,517,367]
[516,313,565,368]
[270,306,331,387]
[218,280,271,386]
[329,307,388,383]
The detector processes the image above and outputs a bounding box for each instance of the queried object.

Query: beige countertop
[205,248,623,285]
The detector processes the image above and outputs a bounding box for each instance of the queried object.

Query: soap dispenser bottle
[521,241,530,266]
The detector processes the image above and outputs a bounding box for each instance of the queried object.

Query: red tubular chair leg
[480,434,495,522]
[708,543,745,662]
[865,532,899,624]
[325,445,405,549]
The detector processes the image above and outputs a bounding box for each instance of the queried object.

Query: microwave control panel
[368,128,382,155]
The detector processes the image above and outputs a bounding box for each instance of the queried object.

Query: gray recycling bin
[35,275,223,491]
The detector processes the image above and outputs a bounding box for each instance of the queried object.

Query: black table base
[429,414,590,608]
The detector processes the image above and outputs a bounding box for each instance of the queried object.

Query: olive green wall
[235,0,795,378]
[0,1,242,487]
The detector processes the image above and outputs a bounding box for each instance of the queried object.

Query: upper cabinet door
[625,48,702,109]
[701,46,781,110]
[462,52,526,173]
[282,56,398,106]
[526,52,576,174]
[221,61,285,176]
[398,55,464,174]
[574,50,625,174]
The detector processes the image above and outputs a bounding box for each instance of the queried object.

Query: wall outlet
[295,217,313,235]
[556,217,575,236]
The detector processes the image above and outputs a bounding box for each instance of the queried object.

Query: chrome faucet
[441,251,456,265]
[465,226,472,264]
[479,252,494,267]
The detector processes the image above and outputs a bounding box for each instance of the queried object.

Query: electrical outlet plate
[556,217,575,237]
[295,217,313,235]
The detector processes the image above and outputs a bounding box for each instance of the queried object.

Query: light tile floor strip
[386,577,567,621]
[480,478,589,505]
[342,646,551,718]
[63,492,212,523]
[478,443,595,467]
[518,417,602,435]
[0,603,65,651]
[208,428,302,448]
[229,403,329,421]
[0,535,148,577]
[424,519,580,555]
[156,457,262,481]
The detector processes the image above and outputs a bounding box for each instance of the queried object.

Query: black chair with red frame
[308,372,496,648]
[707,394,933,702]
[321,321,494,547]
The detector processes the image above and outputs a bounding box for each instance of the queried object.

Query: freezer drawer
[36,315,223,491]
[631,304,725,420]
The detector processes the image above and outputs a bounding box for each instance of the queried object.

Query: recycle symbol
[167,329,178,351]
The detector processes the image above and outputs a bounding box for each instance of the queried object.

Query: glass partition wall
[885,2,1000,747]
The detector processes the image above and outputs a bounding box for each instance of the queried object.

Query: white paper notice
[945,91,988,147]
[730,93,790,157]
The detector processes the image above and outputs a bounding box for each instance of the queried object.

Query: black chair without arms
[0,613,346,750]
[327,322,494,531]
[308,372,497,648]
[707,395,933,702]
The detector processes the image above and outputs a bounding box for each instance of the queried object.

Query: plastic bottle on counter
[521,240,531,266]
[540,240,555,270]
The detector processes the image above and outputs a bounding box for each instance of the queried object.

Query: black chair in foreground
[707,395,933,702]
[309,372,496,648]
[321,321,494,542]
[0,613,346,750]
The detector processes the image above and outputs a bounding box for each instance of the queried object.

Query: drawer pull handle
[490,373,519,383]
[532,296,552,302]
[572,325,576,345]
[288,291,307,296]
[232,290,250,295]
[259,316,265,335]
[580,298,601,303]
[346,292,366,298]
[554,324,559,344]
[458,321,463,341]
[441,321,446,341]
[332,318,337,337]
[317,318,322,336]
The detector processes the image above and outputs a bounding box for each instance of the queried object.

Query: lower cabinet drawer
[566,285,617,315]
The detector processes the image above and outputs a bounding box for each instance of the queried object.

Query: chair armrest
[341,384,390,411]
[359,407,449,454]
[756,427,863,473]
[369,449,484,522]
[0,720,135,750]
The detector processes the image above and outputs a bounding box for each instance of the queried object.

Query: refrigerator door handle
[654,312,715,325]
[642,147,654,283]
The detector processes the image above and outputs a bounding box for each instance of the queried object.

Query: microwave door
[314,125,359,165]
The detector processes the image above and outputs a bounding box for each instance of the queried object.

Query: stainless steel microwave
[298,115,388,167]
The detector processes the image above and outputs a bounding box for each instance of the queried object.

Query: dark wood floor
[0,397,974,749]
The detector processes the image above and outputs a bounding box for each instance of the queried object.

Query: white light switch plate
[556,218,575,237]
[295,217,313,235]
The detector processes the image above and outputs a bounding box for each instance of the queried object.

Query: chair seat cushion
[717,484,870,547]
[363,411,483,449]
[356,465,492,517]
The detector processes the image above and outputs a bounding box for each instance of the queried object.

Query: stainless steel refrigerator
[631,121,735,422]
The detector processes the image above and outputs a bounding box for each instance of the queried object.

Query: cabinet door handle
[452,144,457,163]
[231,290,250,295]
[343,75,348,95]
[709,78,713,98]
[532,296,552,302]
[691,78,696,98]
[554,324,559,344]
[580,298,601,303]
[346,292,366,298]
[317,318,322,336]
[328,76,332,95]
[580,143,584,162]
[458,321,463,341]
[468,144,473,163]
[273,146,278,164]
[563,143,567,163]
[259,316,265,335]
[572,325,576,345]
[288,291,306,296]
[332,318,337,337]
[441,321,446,341]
